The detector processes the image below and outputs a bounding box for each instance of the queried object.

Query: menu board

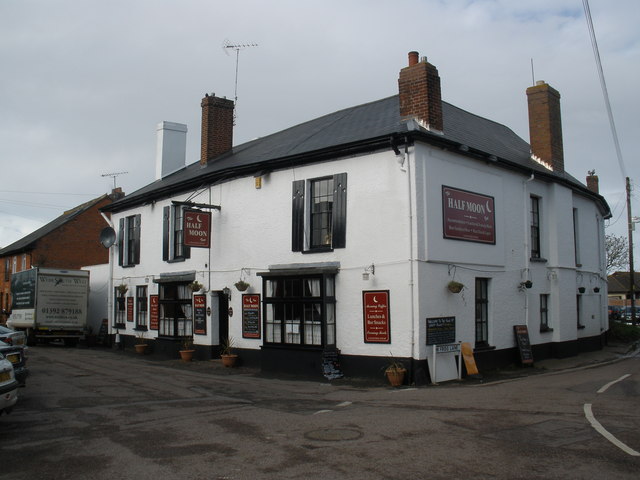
[363,291,390,343]
[242,294,261,339]
[126,297,134,322]
[514,325,534,365]
[149,295,159,330]
[426,316,456,345]
[194,294,206,335]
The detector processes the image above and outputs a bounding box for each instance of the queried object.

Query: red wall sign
[193,294,206,335]
[242,294,261,339]
[363,290,390,343]
[183,210,211,248]
[442,186,495,244]
[126,297,134,322]
[149,295,159,330]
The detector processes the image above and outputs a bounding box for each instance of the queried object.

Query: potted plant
[179,336,195,362]
[116,284,128,296]
[220,336,238,367]
[384,357,406,387]
[188,281,203,292]
[447,281,464,294]
[134,330,148,354]
[578,287,586,294]
[234,280,250,292]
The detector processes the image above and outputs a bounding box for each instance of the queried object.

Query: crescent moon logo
[373,296,378,303]
[196,214,202,222]
[485,200,492,213]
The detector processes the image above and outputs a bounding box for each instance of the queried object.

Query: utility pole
[626,177,636,325]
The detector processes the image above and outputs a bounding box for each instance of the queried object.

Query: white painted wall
[110,140,608,361]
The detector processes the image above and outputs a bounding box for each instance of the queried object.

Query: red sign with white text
[363,291,390,343]
[183,210,211,248]
[442,186,495,244]
[149,295,159,330]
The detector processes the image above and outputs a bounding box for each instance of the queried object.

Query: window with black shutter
[291,173,347,252]
[118,214,140,267]
[162,205,191,262]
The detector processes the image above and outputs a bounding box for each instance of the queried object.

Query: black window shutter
[133,214,141,264]
[292,180,305,251]
[181,207,191,259]
[162,206,170,261]
[118,218,124,266]
[332,173,347,248]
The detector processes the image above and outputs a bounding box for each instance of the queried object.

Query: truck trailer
[7,268,90,346]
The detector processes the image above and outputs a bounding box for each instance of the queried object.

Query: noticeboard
[362,291,391,343]
[194,294,206,335]
[126,297,134,322]
[242,294,261,339]
[426,316,456,345]
[514,324,534,365]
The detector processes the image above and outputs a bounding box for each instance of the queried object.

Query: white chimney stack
[155,121,188,180]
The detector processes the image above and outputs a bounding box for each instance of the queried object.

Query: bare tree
[606,234,628,275]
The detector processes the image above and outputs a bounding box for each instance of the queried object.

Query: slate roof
[0,194,110,255]
[607,271,640,293]
[103,94,610,216]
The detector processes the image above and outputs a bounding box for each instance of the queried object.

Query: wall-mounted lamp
[362,264,375,281]
[222,286,231,300]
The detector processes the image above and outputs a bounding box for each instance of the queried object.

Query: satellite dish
[99,227,117,248]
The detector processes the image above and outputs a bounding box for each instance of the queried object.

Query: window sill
[540,327,554,333]
[261,343,324,351]
[530,257,548,263]
[302,247,334,254]
[113,323,126,330]
[474,343,496,352]
[577,324,586,330]
[134,326,148,332]
[166,258,186,264]
[121,264,138,268]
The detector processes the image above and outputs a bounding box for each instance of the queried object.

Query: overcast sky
[1,0,638,256]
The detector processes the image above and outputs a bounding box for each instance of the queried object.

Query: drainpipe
[404,139,416,367]
[100,212,115,342]
[523,173,535,327]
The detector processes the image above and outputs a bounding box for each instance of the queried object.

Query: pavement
[100,338,640,389]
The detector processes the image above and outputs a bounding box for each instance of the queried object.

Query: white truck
[7,268,90,346]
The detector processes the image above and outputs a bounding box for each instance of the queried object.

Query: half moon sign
[373,296,378,303]
[196,214,202,223]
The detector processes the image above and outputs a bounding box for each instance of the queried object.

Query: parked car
[0,340,28,385]
[0,325,27,346]
[0,351,19,415]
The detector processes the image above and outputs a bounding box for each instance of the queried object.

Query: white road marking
[336,401,352,408]
[584,403,640,456]
[313,409,333,415]
[597,374,631,394]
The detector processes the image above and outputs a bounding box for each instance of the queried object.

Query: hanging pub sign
[363,290,390,343]
[442,186,495,244]
[193,294,207,335]
[183,210,211,248]
[149,295,159,330]
[242,294,261,339]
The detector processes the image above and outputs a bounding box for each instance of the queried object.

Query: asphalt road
[1,345,638,479]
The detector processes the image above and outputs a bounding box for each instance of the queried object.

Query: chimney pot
[408,51,419,66]
[586,171,600,193]
[200,94,234,165]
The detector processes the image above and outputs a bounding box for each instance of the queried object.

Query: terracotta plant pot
[385,367,406,387]
[134,344,147,354]
[221,354,238,367]
[179,349,195,362]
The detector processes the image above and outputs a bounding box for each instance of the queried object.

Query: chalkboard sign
[514,325,534,365]
[426,317,456,345]
[321,349,343,380]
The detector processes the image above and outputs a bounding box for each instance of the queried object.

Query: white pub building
[101,51,611,383]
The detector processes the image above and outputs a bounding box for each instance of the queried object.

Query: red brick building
[0,189,124,322]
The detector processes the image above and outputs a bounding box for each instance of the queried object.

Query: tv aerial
[101,171,128,189]
[222,39,258,118]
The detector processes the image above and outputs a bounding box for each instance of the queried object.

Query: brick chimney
[398,51,443,132]
[200,94,234,165]
[586,170,599,193]
[526,81,564,173]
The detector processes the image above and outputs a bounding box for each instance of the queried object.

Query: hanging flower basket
[188,281,203,292]
[447,281,464,294]
[116,284,128,295]
[235,280,250,292]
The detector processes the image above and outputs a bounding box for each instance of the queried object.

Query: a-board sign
[436,343,461,354]
[242,294,261,339]
[194,294,206,335]
[97,318,108,345]
[514,324,534,365]
[321,349,343,380]
[426,316,456,345]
